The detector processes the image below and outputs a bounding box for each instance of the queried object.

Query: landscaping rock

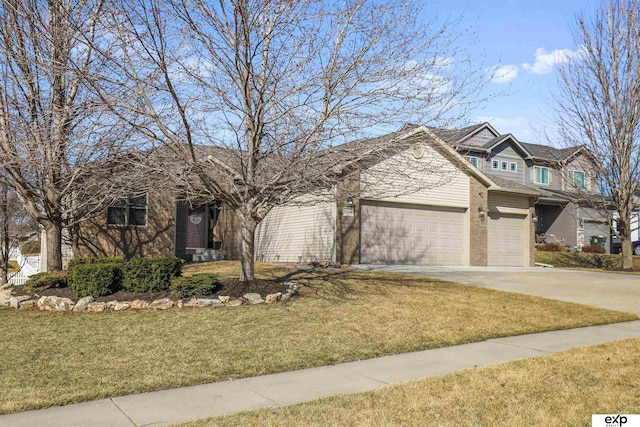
[285,283,298,295]
[106,301,118,310]
[183,299,199,308]
[226,299,243,307]
[114,302,130,311]
[176,300,183,309]
[130,300,150,310]
[19,300,37,309]
[9,297,19,308]
[87,302,106,312]
[72,296,94,312]
[265,292,282,304]
[280,293,291,302]
[37,296,74,312]
[149,298,174,310]
[243,293,264,305]
[0,294,10,306]
[196,298,223,307]
[218,295,230,303]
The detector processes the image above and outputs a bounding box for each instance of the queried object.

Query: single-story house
[73,125,541,267]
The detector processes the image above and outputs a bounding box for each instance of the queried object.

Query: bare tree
[554,0,640,268]
[104,0,488,281]
[0,0,141,271]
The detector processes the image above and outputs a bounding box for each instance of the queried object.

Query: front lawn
[0,262,636,414]
[536,251,640,270]
[190,337,640,426]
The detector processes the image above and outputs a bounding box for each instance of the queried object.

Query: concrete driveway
[355,265,640,316]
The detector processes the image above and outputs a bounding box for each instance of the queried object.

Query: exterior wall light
[532,213,539,223]
[478,206,485,220]
[346,197,355,208]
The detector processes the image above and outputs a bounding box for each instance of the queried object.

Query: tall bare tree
[104,0,488,281]
[0,0,140,271]
[554,0,640,268]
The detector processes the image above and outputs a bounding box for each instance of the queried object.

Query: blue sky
[431,0,600,145]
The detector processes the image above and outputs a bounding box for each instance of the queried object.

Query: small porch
[175,202,226,262]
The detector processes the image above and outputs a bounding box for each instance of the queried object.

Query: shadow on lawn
[554,252,617,269]
[271,267,447,302]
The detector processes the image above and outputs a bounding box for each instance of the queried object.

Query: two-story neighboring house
[435,122,610,251]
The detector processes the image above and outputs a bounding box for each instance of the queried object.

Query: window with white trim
[533,166,550,185]
[510,162,517,172]
[468,156,478,167]
[501,161,508,171]
[573,171,586,189]
[107,195,147,226]
[492,160,499,169]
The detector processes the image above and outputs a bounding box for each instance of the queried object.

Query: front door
[187,205,207,248]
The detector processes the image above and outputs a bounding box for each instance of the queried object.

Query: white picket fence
[8,270,28,286]
[8,249,40,286]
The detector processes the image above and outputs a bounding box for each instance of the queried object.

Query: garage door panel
[488,214,525,266]
[361,202,466,265]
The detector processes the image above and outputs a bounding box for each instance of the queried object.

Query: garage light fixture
[346,197,355,208]
[478,206,485,220]
[532,213,539,223]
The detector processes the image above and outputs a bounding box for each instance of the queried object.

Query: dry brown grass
[0,262,636,414]
[184,337,640,427]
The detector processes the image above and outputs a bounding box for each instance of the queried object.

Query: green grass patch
[536,251,640,270]
[0,261,636,414]
[187,337,640,426]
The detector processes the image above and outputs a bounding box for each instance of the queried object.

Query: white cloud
[522,47,582,74]
[490,65,519,83]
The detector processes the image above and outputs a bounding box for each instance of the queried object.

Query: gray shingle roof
[432,122,584,162]
[488,175,544,197]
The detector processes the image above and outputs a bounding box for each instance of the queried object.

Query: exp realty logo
[593,414,640,427]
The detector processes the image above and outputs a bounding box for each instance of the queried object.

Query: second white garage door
[360,202,467,265]
[487,213,526,266]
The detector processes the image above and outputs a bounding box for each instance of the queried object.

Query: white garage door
[360,202,466,265]
[488,213,526,266]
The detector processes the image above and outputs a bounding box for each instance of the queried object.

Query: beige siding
[360,143,470,208]
[489,193,530,212]
[255,194,336,263]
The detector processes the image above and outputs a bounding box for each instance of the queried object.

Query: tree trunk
[238,211,257,282]
[43,220,63,272]
[619,210,633,270]
[0,183,9,285]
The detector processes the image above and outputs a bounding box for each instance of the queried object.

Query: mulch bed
[11,279,291,303]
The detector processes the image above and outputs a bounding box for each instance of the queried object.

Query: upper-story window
[533,166,550,185]
[573,171,586,189]
[501,161,508,171]
[468,156,478,167]
[107,195,147,226]
[492,160,499,169]
[510,162,517,172]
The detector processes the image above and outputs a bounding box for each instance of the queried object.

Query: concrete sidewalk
[1,321,639,427]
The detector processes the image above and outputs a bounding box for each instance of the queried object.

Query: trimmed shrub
[170,274,220,298]
[123,257,183,292]
[67,257,125,287]
[70,263,123,298]
[581,244,606,254]
[537,242,565,252]
[23,271,68,293]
